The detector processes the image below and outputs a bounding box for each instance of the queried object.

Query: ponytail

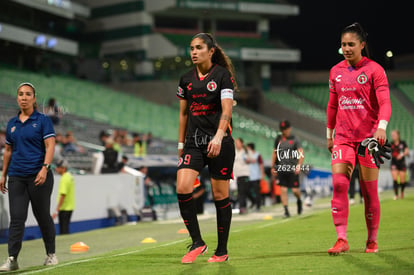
[342,22,370,58]
[192,33,239,91]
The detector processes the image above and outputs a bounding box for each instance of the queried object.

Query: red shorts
[331,141,377,169]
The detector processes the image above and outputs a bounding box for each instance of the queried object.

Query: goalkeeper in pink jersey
[326,22,391,255]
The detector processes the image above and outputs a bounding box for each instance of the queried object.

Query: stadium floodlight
[34,35,47,46]
[338,48,343,55]
[47,38,58,48]
[386,50,393,58]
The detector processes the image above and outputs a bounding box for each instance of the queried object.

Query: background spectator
[272,120,304,218]
[99,130,110,146]
[349,165,362,204]
[117,155,129,172]
[146,132,153,147]
[44,98,62,125]
[233,138,250,214]
[247,143,265,211]
[53,132,64,161]
[101,139,118,174]
[62,131,84,154]
[52,159,75,235]
[193,177,206,215]
[118,129,132,146]
[133,133,147,158]
[139,166,154,207]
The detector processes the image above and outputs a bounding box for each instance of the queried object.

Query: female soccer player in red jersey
[326,23,391,255]
[176,33,236,263]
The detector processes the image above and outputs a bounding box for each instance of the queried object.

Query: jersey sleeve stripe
[43,133,56,139]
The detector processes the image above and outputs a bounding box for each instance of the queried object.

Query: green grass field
[3,190,414,274]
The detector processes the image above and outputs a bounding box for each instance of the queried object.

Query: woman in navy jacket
[0,82,58,271]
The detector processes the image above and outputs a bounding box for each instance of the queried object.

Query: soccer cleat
[328,239,349,256]
[181,244,208,264]
[44,253,58,266]
[208,254,229,263]
[0,256,19,272]
[365,240,379,253]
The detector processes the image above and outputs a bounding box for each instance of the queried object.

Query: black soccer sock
[393,181,399,196]
[400,182,406,193]
[214,197,232,256]
[177,193,203,245]
[297,199,303,215]
[284,205,289,214]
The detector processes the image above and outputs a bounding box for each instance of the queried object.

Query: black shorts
[391,159,407,171]
[178,140,235,180]
[277,172,300,188]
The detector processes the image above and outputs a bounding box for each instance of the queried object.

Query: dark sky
[271,0,411,70]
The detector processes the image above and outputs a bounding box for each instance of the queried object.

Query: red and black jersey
[391,140,408,162]
[177,64,234,148]
[274,134,302,166]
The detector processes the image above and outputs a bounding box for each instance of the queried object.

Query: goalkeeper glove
[358,138,392,168]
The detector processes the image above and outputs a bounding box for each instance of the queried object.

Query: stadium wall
[0,173,145,243]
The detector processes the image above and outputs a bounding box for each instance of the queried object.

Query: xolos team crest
[207,80,217,92]
[356,72,368,84]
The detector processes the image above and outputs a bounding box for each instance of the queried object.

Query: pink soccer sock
[331,173,350,240]
[360,179,380,241]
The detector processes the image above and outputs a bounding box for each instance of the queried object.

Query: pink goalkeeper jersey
[327,57,390,142]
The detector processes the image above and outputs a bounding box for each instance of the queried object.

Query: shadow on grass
[235,250,329,260]
[232,245,414,262]
[340,246,414,274]
[179,260,236,275]
[376,251,414,269]
[342,253,384,273]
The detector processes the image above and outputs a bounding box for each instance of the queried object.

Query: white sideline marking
[20,239,187,274]
[21,212,303,274]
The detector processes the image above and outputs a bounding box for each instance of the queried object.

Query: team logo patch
[187,83,192,91]
[329,80,334,90]
[177,86,184,97]
[32,123,38,128]
[357,72,368,84]
[207,80,217,92]
[335,75,342,82]
[11,126,16,133]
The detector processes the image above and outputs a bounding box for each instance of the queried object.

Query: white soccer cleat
[0,256,19,272]
[44,253,58,266]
